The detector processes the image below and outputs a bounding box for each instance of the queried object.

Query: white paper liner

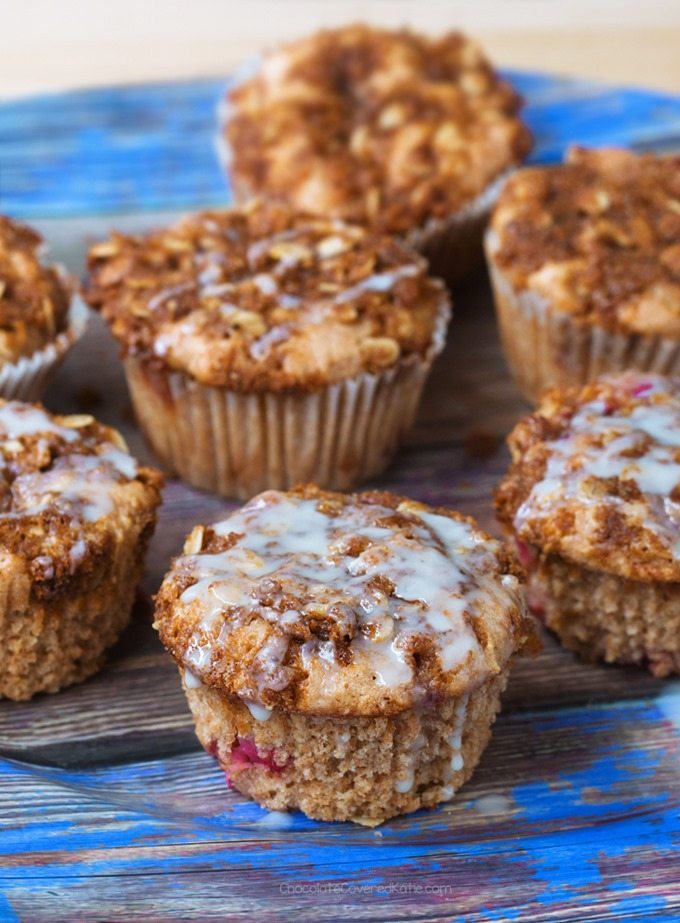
[123,297,449,500]
[0,296,89,402]
[484,229,680,404]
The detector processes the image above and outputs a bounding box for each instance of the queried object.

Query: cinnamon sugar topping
[496,372,680,582]
[155,486,531,715]
[490,148,680,336]
[0,400,162,593]
[0,216,72,363]
[85,201,449,392]
[224,25,531,235]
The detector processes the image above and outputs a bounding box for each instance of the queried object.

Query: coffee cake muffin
[0,216,86,400]
[85,201,449,499]
[496,372,680,676]
[486,148,680,402]
[222,25,532,284]
[154,485,535,824]
[0,400,162,700]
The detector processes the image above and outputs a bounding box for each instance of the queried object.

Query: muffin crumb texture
[155,485,534,822]
[224,25,531,236]
[497,371,680,674]
[0,400,162,699]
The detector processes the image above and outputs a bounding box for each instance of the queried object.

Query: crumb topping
[224,25,532,236]
[154,485,532,716]
[495,372,680,581]
[0,401,162,597]
[0,216,72,363]
[85,201,449,392]
[490,148,680,336]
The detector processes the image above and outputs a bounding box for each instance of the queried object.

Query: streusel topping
[155,485,532,716]
[490,148,680,336]
[85,201,449,392]
[0,216,72,363]
[0,401,162,596]
[224,26,532,236]
[496,372,680,582]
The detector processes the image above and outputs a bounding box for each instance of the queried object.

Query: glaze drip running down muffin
[223,26,532,238]
[486,148,680,400]
[496,372,680,675]
[155,485,534,823]
[85,201,449,497]
[0,400,163,700]
[0,216,72,363]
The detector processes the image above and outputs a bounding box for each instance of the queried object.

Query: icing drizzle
[515,375,680,560]
[0,402,139,525]
[176,490,521,699]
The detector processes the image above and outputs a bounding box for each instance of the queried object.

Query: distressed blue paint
[2,70,680,219]
[1,71,679,920]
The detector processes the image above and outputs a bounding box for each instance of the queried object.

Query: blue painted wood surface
[0,69,679,922]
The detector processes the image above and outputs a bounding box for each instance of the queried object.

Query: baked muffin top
[85,201,449,392]
[489,147,680,336]
[0,216,73,363]
[496,372,680,582]
[224,25,532,236]
[154,485,533,717]
[0,400,162,598]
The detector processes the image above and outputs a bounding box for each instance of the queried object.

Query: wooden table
[0,64,679,922]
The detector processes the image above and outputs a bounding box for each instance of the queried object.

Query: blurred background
[5,0,680,97]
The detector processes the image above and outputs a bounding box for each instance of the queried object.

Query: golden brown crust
[224,25,532,236]
[0,216,73,364]
[154,484,535,717]
[495,372,680,582]
[490,148,680,336]
[0,400,163,600]
[84,201,449,393]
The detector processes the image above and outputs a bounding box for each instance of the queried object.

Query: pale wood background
[4,0,680,97]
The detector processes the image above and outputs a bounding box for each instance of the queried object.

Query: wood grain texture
[0,71,679,922]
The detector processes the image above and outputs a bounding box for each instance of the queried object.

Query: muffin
[85,200,450,500]
[154,484,535,825]
[486,147,680,403]
[0,216,86,400]
[495,371,680,677]
[221,25,532,284]
[0,400,163,700]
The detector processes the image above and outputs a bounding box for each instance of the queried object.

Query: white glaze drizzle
[176,491,520,697]
[515,376,680,559]
[0,402,139,524]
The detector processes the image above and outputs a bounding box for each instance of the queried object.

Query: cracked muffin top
[223,25,532,236]
[154,485,534,717]
[495,372,680,582]
[0,216,73,364]
[488,147,680,336]
[84,201,449,393]
[0,400,162,598]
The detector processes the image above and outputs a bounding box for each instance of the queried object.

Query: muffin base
[182,670,509,825]
[525,550,680,677]
[485,230,680,403]
[0,296,88,402]
[0,523,154,701]
[124,349,440,500]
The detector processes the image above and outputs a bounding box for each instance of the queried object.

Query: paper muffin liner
[123,299,449,500]
[485,229,680,404]
[0,295,89,402]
